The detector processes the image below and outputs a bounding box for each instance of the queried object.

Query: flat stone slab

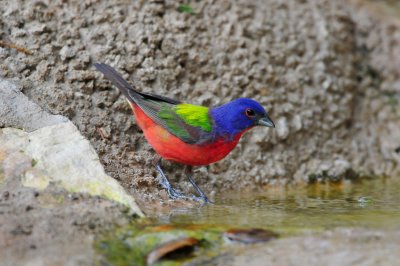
[0,122,143,216]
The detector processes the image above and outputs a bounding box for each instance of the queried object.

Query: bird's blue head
[211,98,274,138]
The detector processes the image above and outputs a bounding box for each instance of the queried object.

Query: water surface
[156,177,400,232]
[96,177,400,265]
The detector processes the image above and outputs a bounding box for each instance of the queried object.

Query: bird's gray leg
[185,166,211,204]
[153,156,190,200]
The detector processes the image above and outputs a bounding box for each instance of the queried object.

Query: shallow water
[157,177,400,233]
[97,177,400,265]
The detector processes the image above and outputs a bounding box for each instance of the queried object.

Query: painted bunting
[95,63,274,203]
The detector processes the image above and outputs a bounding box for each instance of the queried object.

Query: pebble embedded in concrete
[276,117,290,140]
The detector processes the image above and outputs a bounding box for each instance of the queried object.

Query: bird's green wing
[173,104,212,132]
[136,98,214,144]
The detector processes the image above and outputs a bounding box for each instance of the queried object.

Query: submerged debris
[146,237,199,265]
[224,228,279,244]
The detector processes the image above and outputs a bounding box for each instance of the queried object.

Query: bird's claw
[166,187,191,200]
[167,187,211,203]
[169,191,211,203]
[163,178,210,203]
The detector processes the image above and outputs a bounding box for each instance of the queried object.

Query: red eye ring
[245,108,256,117]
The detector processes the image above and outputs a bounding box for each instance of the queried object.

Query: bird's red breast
[131,103,243,166]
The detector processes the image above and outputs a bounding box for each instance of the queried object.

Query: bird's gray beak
[258,115,275,128]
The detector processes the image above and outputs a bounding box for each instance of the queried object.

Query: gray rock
[1,123,143,216]
[0,79,68,132]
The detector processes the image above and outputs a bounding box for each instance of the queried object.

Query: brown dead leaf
[146,237,198,265]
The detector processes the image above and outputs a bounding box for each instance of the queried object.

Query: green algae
[96,222,225,266]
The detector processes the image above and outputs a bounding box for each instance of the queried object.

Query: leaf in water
[224,228,278,244]
[146,237,199,265]
[178,4,195,14]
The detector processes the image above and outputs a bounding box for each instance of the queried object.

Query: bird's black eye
[245,108,255,118]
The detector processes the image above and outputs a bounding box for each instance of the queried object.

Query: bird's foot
[157,173,191,200]
[166,187,192,200]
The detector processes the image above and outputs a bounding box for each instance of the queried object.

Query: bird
[95,63,275,203]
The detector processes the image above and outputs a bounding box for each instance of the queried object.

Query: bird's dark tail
[94,63,139,102]
[94,63,182,105]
